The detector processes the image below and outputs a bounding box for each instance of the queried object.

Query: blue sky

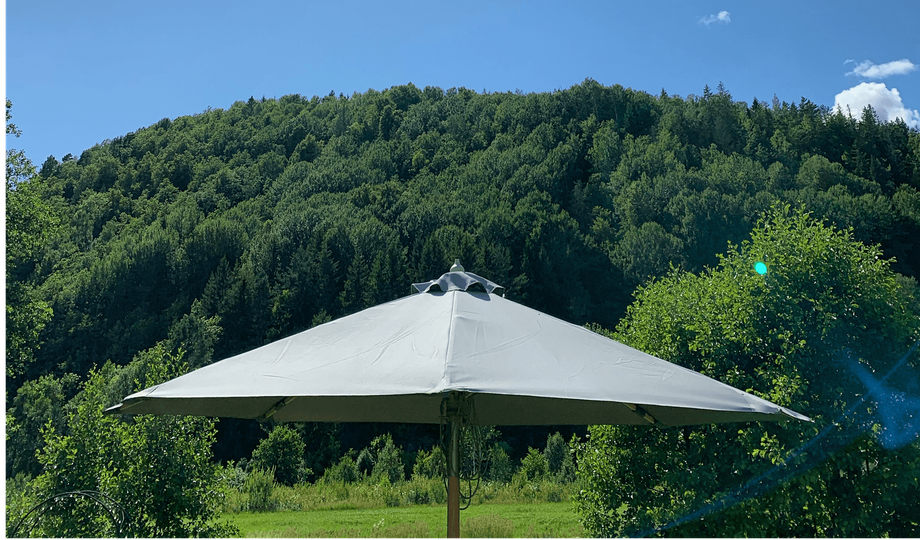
[6,0,920,164]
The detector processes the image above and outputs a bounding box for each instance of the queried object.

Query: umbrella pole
[447,413,461,538]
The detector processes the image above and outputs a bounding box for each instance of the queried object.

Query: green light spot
[755,262,768,275]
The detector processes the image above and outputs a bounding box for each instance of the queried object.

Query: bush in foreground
[8,346,237,537]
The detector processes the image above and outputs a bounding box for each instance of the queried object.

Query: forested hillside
[7,80,920,485]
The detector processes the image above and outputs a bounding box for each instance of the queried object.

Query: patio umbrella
[107,264,809,536]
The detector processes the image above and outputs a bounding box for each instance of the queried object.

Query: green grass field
[226,502,583,538]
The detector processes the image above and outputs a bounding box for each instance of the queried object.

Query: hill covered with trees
[10,81,920,383]
[7,79,920,534]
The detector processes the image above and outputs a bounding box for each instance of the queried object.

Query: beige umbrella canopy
[108,264,809,537]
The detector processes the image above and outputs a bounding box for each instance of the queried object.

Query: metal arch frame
[10,490,129,538]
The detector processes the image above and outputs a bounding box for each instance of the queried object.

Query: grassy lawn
[226,501,583,537]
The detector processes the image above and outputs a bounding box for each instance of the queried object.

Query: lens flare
[632,340,920,537]
[850,356,920,449]
[754,262,768,275]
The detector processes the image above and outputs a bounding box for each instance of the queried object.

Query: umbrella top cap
[412,266,505,296]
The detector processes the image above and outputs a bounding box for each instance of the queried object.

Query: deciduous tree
[575,206,920,537]
[11,345,236,537]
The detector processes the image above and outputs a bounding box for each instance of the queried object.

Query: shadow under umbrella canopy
[107,262,809,537]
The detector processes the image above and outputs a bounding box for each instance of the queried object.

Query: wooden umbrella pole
[447,412,461,538]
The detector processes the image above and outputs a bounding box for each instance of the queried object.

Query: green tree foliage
[323,452,360,484]
[6,99,32,184]
[368,433,405,484]
[412,446,447,479]
[10,345,236,537]
[518,447,550,481]
[575,206,920,537]
[458,425,500,479]
[485,444,514,483]
[291,422,342,478]
[557,435,578,484]
[544,432,567,475]
[7,81,920,525]
[250,425,310,486]
[356,446,375,478]
[353,433,406,484]
[6,100,59,379]
[13,81,920,389]
[6,373,80,478]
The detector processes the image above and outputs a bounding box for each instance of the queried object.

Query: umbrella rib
[442,292,459,388]
[258,396,296,422]
[624,403,663,426]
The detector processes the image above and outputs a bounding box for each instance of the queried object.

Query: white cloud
[699,11,731,26]
[832,82,920,128]
[846,59,917,79]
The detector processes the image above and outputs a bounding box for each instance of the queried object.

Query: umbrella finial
[412,268,505,295]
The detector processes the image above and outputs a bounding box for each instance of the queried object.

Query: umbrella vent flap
[412,270,505,296]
